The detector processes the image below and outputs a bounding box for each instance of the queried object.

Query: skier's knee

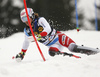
[48,47,60,57]
[49,51,56,56]
[68,43,77,52]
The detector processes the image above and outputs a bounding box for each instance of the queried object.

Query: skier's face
[25,18,33,27]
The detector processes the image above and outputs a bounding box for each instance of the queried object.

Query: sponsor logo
[49,38,51,41]
[67,38,69,45]
[34,32,38,35]
[38,26,43,32]
[62,35,66,45]
[21,12,26,16]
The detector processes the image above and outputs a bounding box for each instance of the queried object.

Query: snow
[0,30,100,77]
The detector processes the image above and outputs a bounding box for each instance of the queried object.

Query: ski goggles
[21,16,30,22]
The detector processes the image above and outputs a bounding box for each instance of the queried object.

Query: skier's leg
[58,33,76,48]
[48,42,63,56]
[58,33,100,55]
[68,43,100,55]
[48,47,60,56]
[72,45,100,55]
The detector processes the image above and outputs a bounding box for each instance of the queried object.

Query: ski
[61,52,81,58]
[73,45,100,55]
[56,51,81,58]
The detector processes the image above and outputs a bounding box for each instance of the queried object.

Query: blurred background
[0,0,100,38]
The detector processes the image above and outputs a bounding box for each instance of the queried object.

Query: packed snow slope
[0,30,100,77]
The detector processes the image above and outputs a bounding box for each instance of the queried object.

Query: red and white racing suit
[21,17,76,53]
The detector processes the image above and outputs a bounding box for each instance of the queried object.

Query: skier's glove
[16,51,25,60]
[37,34,42,41]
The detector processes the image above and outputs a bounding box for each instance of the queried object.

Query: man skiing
[15,8,100,61]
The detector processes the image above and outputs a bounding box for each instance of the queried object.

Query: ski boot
[73,45,100,55]
[49,51,61,56]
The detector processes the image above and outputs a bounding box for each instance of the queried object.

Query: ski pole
[60,52,81,58]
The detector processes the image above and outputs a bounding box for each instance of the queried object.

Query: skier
[15,8,100,61]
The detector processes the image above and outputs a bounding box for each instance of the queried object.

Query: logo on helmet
[21,12,26,16]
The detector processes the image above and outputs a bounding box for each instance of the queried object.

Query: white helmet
[20,8,34,22]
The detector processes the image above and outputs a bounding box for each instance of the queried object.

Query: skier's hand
[37,34,42,41]
[15,51,25,62]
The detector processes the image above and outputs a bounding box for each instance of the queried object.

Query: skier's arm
[21,34,30,52]
[15,34,30,61]
[38,17,52,37]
